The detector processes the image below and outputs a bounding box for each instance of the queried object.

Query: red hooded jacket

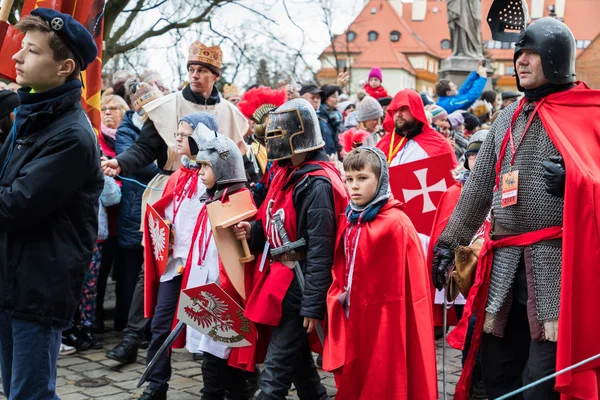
[377,89,457,167]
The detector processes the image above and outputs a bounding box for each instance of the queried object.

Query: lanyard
[184,206,213,272]
[387,133,407,164]
[494,98,545,190]
[344,218,363,289]
[173,169,199,222]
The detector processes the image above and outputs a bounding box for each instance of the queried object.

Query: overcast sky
[123,0,370,88]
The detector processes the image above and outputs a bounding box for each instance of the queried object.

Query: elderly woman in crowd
[100,92,129,158]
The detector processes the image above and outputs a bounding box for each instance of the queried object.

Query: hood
[348,146,391,213]
[382,89,428,134]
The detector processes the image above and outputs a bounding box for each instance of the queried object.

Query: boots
[62,327,91,352]
[139,388,167,400]
[105,337,138,365]
[81,326,103,350]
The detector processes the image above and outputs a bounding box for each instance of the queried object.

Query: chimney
[531,0,544,19]
[389,0,403,17]
[412,0,427,21]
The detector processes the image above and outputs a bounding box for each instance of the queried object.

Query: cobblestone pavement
[0,326,461,399]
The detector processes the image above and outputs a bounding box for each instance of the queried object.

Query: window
[338,59,347,70]
[441,39,451,50]
[505,66,515,76]
[368,31,379,42]
[501,41,511,49]
[390,30,401,42]
[346,31,356,43]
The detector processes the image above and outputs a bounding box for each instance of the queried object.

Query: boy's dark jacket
[0,80,103,327]
[247,148,348,321]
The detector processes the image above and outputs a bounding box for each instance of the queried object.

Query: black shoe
[316,354,323,369]
[62,327,91,352]
[139,388,167,400]
[81,327,103,350]
[139,339,149,350]
[434,326,444,340]
[192,352,204,362]
[105,338,138,365]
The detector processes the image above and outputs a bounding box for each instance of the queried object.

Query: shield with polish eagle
[388,153,456,236]
[145,203,170,279]
[177,283,256,347]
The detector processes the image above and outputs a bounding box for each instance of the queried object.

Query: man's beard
[395,120,418,134]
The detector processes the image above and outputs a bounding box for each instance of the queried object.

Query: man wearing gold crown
[101,41,249,368]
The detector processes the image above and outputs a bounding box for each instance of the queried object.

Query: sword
[137,321,185,388]
[270,212,325,346]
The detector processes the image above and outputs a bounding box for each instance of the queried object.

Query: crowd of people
[1,6,599,400]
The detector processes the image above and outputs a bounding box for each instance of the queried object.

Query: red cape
[449,83,600,400]
[363,83,389,100]
[378,89,458,167]
[323,198,438,400]
[538,83,600,399]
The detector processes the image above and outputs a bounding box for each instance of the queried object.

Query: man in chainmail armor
[432,17,600,400]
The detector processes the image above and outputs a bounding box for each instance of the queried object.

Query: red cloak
[377,89,458,167]
[323,197,438,400]
[448,83,600,400]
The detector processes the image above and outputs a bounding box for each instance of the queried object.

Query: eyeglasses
[174,131,193,138]
[101,106,120,113]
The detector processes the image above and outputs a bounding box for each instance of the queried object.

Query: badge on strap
[501,170,519,207]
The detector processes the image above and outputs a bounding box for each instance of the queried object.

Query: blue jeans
[0,312,61,400]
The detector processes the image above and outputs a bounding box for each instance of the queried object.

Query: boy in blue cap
[0,8,102,399]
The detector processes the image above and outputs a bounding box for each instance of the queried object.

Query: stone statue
[447,0,483,59]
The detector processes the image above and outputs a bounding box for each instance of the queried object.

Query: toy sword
[270,212,325,346]
[137,321,185,388]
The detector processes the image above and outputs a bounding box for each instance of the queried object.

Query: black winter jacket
[116,111,159,249]
[249,149,336,320]
[0,80,103,327]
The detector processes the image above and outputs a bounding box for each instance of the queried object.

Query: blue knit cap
[179,112,218,132]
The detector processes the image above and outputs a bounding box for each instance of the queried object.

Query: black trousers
[257,279,328,400]
[122,265,149,343]
[95,236,117,327]
[114,247,143,330]
[481,302,559,400]
[146,276,182,393]
[200,352,256,400]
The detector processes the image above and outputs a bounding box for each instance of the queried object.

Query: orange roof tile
[323,0,600,65]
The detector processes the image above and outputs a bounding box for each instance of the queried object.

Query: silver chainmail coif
[438,101,564,328]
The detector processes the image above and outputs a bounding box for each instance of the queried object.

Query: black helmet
[487,0,529,42]
[514,17,576,90]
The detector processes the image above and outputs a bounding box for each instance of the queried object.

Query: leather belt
[491,219,562,247]
[272,252,306,262]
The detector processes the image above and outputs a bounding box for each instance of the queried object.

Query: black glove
[542,156,566,197]
[432,244,454,291]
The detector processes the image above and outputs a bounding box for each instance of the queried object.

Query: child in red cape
[323,147,438,400]
[363,67,390,100]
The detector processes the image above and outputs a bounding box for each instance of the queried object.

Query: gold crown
[188,41,223,72]
[131,82,163,112]
[223,83,240,99]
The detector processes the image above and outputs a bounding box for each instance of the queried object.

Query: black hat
[320,85,342,101]
[501,90,520,101]
[0,90,19,119]
[377,96,392,107]
[463,112,481,132]
[30,8,98,70]
[299,84,323,96]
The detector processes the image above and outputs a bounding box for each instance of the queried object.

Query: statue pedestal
[439,56,494,91]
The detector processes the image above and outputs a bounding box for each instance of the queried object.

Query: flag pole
[0,0,14,23]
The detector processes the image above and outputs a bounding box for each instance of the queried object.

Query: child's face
[176,121,193,157]
[345,165,379,207]
[369,77,381,88]
[199,163,216,189]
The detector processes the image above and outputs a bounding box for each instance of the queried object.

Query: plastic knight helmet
[264,98,324,161]
[193,124,247,186]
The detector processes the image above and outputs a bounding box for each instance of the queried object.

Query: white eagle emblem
[148,212,166,261]
[184,292,234,332]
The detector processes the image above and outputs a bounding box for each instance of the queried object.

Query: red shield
[388,153,456,235]
[178,283,256,347]
[146,203,170,278]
